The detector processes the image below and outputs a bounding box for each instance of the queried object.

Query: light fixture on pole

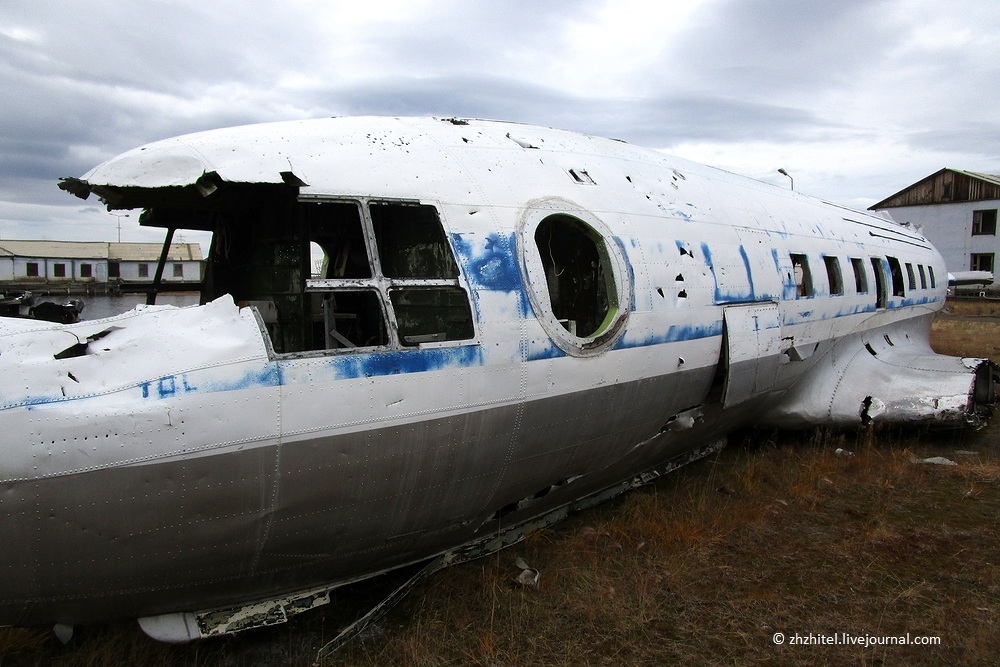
[113,213,130,242]
[777,168,794,191]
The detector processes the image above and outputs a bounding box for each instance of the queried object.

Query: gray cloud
[906,123,1000,161]
[1,0,998,242]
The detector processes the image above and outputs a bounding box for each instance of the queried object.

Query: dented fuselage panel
[1,117,994,636]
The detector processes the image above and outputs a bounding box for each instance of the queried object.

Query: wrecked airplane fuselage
[0,117,995,640]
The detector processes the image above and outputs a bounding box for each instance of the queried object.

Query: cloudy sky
[2,0,999,246]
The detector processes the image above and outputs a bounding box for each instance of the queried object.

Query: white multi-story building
[871,169,1000,290]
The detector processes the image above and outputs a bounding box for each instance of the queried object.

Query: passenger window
[535,214,617,337]
[520,207,630,357]
[905,263,916,291]
[850,257,868,293]
[790,253,813,298]
[918,265,927,289]
[823,256,843,295]
[928,266,937,288]
[886,256,905,297]
[870,257,888,308]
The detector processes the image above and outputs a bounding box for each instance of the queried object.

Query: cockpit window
[300,200,474,352]
[370,202,459,279]
[302,201,372,279]
[390,287,475,345]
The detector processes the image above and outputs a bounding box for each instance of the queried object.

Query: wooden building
[871,169,1000,289]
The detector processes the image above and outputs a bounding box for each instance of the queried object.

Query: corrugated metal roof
[108,243,203,261]
[0,240,203,262]
[952,170,1000,186]
[0,241,110,259]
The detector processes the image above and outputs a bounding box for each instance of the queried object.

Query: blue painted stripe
[614,320,724,350]
[326,344,485,380]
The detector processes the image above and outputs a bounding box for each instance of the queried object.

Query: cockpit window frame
[294,196,477,356]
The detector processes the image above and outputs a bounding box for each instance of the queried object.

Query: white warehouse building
[0,240,203,288]
[871,169,1000,291]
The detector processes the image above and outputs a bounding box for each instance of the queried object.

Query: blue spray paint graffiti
[773,248,798,301]
[452,232,531,317]
[614,320,724,350]
[328,344,484,380]
[140,374,199,399]
[702,242,755,304]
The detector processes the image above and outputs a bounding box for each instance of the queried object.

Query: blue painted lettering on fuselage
[141,373,200,399]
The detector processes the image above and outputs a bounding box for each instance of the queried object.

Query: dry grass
[930,298,1000,358]
[2,301,998,666]
[939,298,1000,319]
[339,426,1000,667]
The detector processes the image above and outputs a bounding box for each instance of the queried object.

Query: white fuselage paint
[0,117,988,632]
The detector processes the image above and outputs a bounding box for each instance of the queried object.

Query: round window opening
[528,213,628,353]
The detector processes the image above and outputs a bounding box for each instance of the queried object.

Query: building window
[173,263,184,278]
[973,209,998,236]
[26,262,39,277]
[80,263,92,278]
[971,253,995,273]
[138,263,149,278]
[108,262,120,279]
[53,263,66,278]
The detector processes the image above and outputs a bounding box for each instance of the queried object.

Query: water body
[78,293,201,320]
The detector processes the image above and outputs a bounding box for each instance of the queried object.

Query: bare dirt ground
[2,299,998,666]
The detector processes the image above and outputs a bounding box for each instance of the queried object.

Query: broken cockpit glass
[301,200,474,353]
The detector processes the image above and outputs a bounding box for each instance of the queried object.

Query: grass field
[2,300,998,666]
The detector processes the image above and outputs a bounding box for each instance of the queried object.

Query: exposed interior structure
[140,185,474,355]
[533,214,616,338]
